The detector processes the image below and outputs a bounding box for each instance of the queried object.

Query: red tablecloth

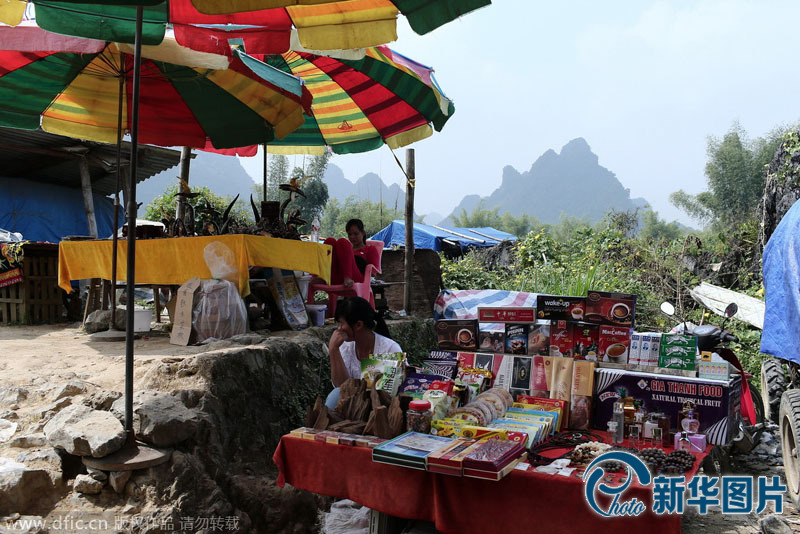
[273,436,708,534]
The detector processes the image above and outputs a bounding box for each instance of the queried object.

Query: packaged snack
[436,319,479,351]
[569,360,596,429]
[505,323,529,354]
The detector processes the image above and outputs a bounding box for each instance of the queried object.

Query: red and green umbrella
[0,26,309,149]
[2,0,491,54]
[253,45,454,155]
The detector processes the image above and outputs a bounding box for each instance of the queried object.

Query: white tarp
[689,281,765,330]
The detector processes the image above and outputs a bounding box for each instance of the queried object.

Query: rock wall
[759,131,800,250]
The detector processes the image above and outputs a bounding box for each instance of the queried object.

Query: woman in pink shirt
[323,218,380,288]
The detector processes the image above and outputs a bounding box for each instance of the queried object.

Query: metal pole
[124,6,144,437]
[403,149,415,314]
[110,53,125,329]
[262,143,268,202]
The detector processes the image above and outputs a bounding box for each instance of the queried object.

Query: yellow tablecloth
[58,234,331,297]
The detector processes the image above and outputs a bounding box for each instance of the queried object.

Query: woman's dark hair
[345,218,366,238]
[334,296,391,338]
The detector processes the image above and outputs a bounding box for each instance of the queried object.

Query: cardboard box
[572,324,599,360]
[169,278,203,346]
[597,325,632,364]
[593,368,740,445]
[550,321,574,357]
[585,290,637,328]
[629,333,642,365]
[536,295,586,322]
[478,307,536,323]
[527,323,550,356]
[659,334,698,370]
[436,319,479,351]
[478,330,505,353]
[505,324,529,354]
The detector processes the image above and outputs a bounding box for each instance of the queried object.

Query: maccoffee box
[572,323,599,360]
[478,307,536,323]
[593,368,741,445]
[505,323,529,355]
[536,295,586,322]
[550,321,574,357]
[436,319,479,351]
[527,323,550,356]
[598,325,632,364]
[585,290,637,328]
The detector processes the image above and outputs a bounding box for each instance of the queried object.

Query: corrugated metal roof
[0,126,183,196]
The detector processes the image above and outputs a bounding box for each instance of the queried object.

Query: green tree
[288,152,331,231]
[638,210,684,241]
[321,196,403,238]
[253,153,290,202]
[670,122,789,229]
[143,184,253,230]
[451,200,501,228]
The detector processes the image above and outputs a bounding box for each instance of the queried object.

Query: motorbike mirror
[660,302,675,316]
[724,303,738,318]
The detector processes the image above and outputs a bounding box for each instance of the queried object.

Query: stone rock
[84,308,127,333]
[51,380,87,401]
[82,390,123,412]
[73,474,103,494]
[228,333,266,345]
[0,410,18,420]
[36,397,72,421]
[0,387,28,408]
[87,467,108,482]
[109,470,131,494]
[43,405,126,458]
[8,433,46,449]
[0,418,18,442]
[16,447,62,473]
[760,514,792,534]
[0,457,52,514]
[111,391,199,447]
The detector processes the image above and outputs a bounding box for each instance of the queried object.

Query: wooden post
[404,149,415,314]
[176,146,192,222]
[79,156,99,238]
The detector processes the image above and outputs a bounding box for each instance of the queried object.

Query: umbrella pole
[124,6,144,439]
[262,143,267,202]
[404,149,415,314]
[110,53,125,331]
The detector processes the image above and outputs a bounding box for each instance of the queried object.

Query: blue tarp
[761,199,800,365]
[1,176,116,243]
[370,220,516,251]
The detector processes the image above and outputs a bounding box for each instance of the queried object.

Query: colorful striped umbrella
[1,0,491,54]
[255,45,454,155]
[0,27,309,149]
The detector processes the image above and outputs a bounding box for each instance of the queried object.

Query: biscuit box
[597,325,632,364]
[592,368,740,445]
[585,290,637,328]
[435,319,479,351]
[535,295,586,322]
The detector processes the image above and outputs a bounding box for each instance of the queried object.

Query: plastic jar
[406,399,433,434]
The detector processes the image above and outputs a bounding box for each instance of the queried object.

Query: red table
[274,435,709,534]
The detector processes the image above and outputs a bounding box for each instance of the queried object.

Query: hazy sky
[239,0,800,225]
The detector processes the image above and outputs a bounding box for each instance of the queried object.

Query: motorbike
[660,301,765,474]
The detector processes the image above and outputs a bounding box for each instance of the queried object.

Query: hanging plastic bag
[192,279,247,343]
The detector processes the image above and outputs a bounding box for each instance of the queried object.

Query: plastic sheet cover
[192,279,247,344]
[761,199,800,364]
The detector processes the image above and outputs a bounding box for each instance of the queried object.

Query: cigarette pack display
[597,326,632,364]
[527,323,550,356]
[536,295,586,322]
[372,432,454,470]
[659,334,698,370]
[593,368,741,445]
[436,319,479,351]
[462,438,526,473]
[426,438,476,475]
[478,306,537,323]
[550,321,574,357]
[505,324,529,355]
[585,290,637,328]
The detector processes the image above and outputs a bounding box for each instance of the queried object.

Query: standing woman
[323,218,380,288]
[326,296,402,410]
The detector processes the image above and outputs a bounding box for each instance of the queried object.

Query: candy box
[461,438,526,474]
[585,290,637,328]
[426,438,476,475]
[436,319,479,351]
[598,325,632,364]
[505,324,529,355]
[550,321,574,357]
[536,295,587,322]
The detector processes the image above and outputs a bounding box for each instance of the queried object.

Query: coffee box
[572,323,599,360]
[597,325,632,364]
[659,333,698,371]
[585,290,637,328]
[536,295,586,322]
[478,307,536,323]
[550,321,574,357]
[436,319,479,351]
[505,323,529,355]
[478,330,505,353]
[527,323,550,356]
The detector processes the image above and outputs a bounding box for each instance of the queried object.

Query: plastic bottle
[310,216,320,242]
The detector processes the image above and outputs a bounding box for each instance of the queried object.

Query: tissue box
[674,433,707,452]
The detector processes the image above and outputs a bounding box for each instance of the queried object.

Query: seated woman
[323,218,380,288]
[325,296,402,410]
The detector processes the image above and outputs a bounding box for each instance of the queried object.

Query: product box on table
[572,323,599,360]
[462,439,527,481]
[372,432,454,470]
[550,321,574,357]
[478,306,537,323]
[659,333,698,370]
[698,361,730,381]
[478,330,505,353]
[515,395,567,431]
[426,438,477,476]
[435,319,479,351]
[585,290,636,328]
[598,325,632,364]
[527,323,550,356]
[505,324,529,355]
[536,295,586,322]
[592,368,741,445]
